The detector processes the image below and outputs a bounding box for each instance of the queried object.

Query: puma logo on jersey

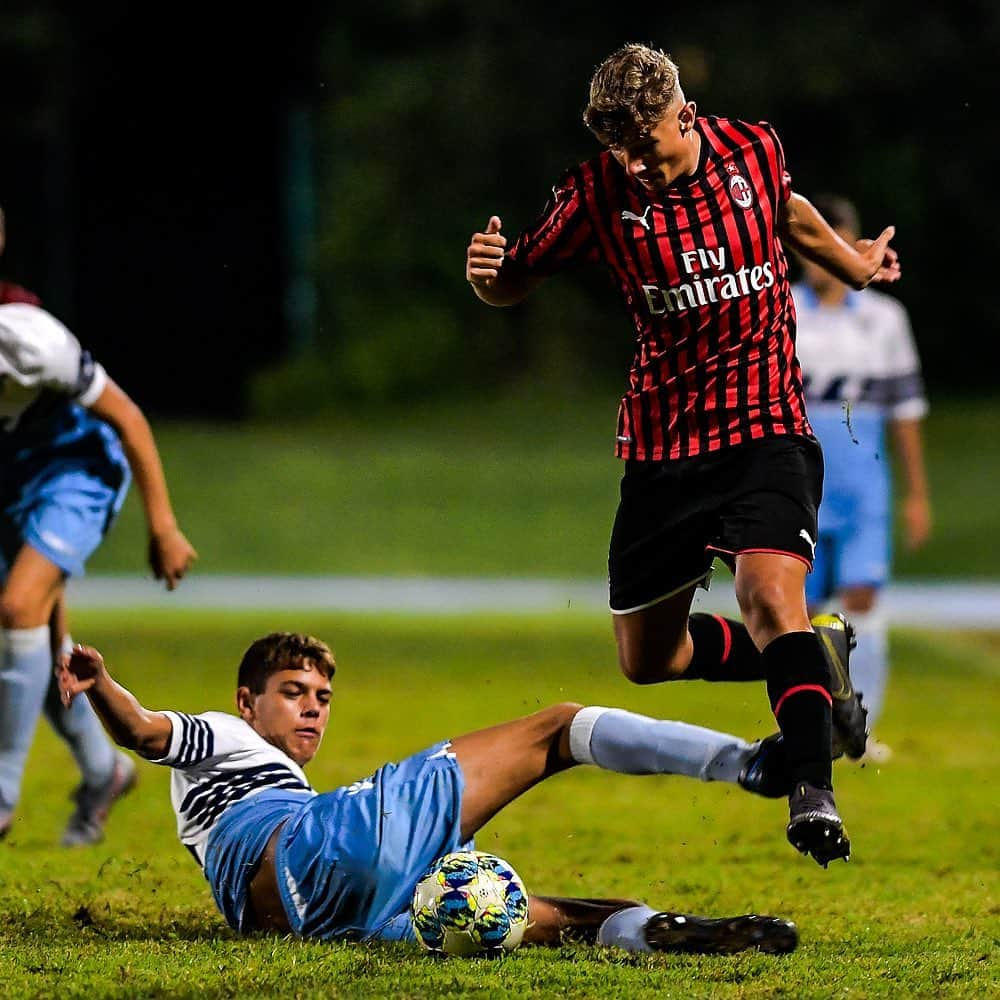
[799,529,817,558]
[621,206,652,231]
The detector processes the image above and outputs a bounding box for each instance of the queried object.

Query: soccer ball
[410,850,529,956]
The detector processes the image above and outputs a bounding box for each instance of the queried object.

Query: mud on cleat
[811,612,869,760]
[644,911,799,955]
[739,732,793,799]
[786,781,851,868]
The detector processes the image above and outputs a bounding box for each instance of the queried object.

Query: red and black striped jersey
[0,281,40,307]
[507,116,811,461]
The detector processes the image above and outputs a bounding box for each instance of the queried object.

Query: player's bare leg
[612,584,699,683]
[452,701,790,842]
[451,704,582,839]
[733,552,812,646]
[613,582,773,685]
[523,896,641,945]
[0,545,64,630]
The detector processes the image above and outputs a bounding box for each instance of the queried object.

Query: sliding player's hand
[466,216,506,289]
[57,643,105,707]
[149,527,198,591]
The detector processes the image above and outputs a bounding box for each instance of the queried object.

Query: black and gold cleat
[644,911,798,955]
[786,781,851,868]
[812,612,869,760]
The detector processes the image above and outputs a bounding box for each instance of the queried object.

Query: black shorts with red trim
[608,434,823,614]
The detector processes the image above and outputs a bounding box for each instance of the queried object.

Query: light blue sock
[847,610,889,728]
[0,626,53,812]
[43,638,117,789]
[569,706,756,784]
[597,904,657,952]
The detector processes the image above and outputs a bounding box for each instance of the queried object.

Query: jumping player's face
[610,94,698,192]
[239,664,332,766]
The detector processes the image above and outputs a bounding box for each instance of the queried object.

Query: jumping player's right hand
[57,643,105,707]
[466,216,506,288]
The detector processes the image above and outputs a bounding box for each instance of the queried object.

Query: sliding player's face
[242,664,332,766]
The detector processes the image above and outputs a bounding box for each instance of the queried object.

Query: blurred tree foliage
[276,1,997,410]
[2,3,996,413]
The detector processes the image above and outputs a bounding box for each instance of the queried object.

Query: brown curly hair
[583,43,681,147]
[237,632,335,693]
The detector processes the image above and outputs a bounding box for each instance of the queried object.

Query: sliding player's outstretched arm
[57,644,172,758]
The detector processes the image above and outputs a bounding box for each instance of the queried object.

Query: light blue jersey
[0,304,130,576]
[792,285,927,600]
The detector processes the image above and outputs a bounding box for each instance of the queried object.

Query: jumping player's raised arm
[57,644,172,759]
[779,192,901,289]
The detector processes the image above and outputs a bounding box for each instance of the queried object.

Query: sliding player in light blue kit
[59,631,799,954]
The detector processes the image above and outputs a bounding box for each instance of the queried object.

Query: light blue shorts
[0,459,130,578]
[807,414,890,604]
[275,740,472,942]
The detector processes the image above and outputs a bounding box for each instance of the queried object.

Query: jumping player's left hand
[855,229,901,285]
[149,527,198,590]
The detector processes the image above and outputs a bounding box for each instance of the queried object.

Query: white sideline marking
[65,575,1000,628]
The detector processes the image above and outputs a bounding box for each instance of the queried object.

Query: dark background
[2,3,996,417]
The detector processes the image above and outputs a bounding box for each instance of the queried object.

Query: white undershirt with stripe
[148,711,315,867]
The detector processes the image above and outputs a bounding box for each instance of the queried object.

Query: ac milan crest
[727,167,754,209]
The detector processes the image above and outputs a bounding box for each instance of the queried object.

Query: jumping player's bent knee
[616,640,692,685]
[736,582,807,642]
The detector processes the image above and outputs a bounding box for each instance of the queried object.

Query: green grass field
[88,393,1000,579]
[0,611,996,999]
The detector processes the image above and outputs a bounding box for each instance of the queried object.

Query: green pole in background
[282,104,317,355]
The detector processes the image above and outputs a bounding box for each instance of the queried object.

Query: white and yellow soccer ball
[410,850,529,956]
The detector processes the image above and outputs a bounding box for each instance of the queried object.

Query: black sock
[684,613,767,681]
[763,631,833,788]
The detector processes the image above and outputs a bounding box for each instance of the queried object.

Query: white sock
[0,626,53,811]
[846,608,889,728]
[597,904,657,952]
[569,706,755,784]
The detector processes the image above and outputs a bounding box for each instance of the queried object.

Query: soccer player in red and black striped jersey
[466,43,902,867]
